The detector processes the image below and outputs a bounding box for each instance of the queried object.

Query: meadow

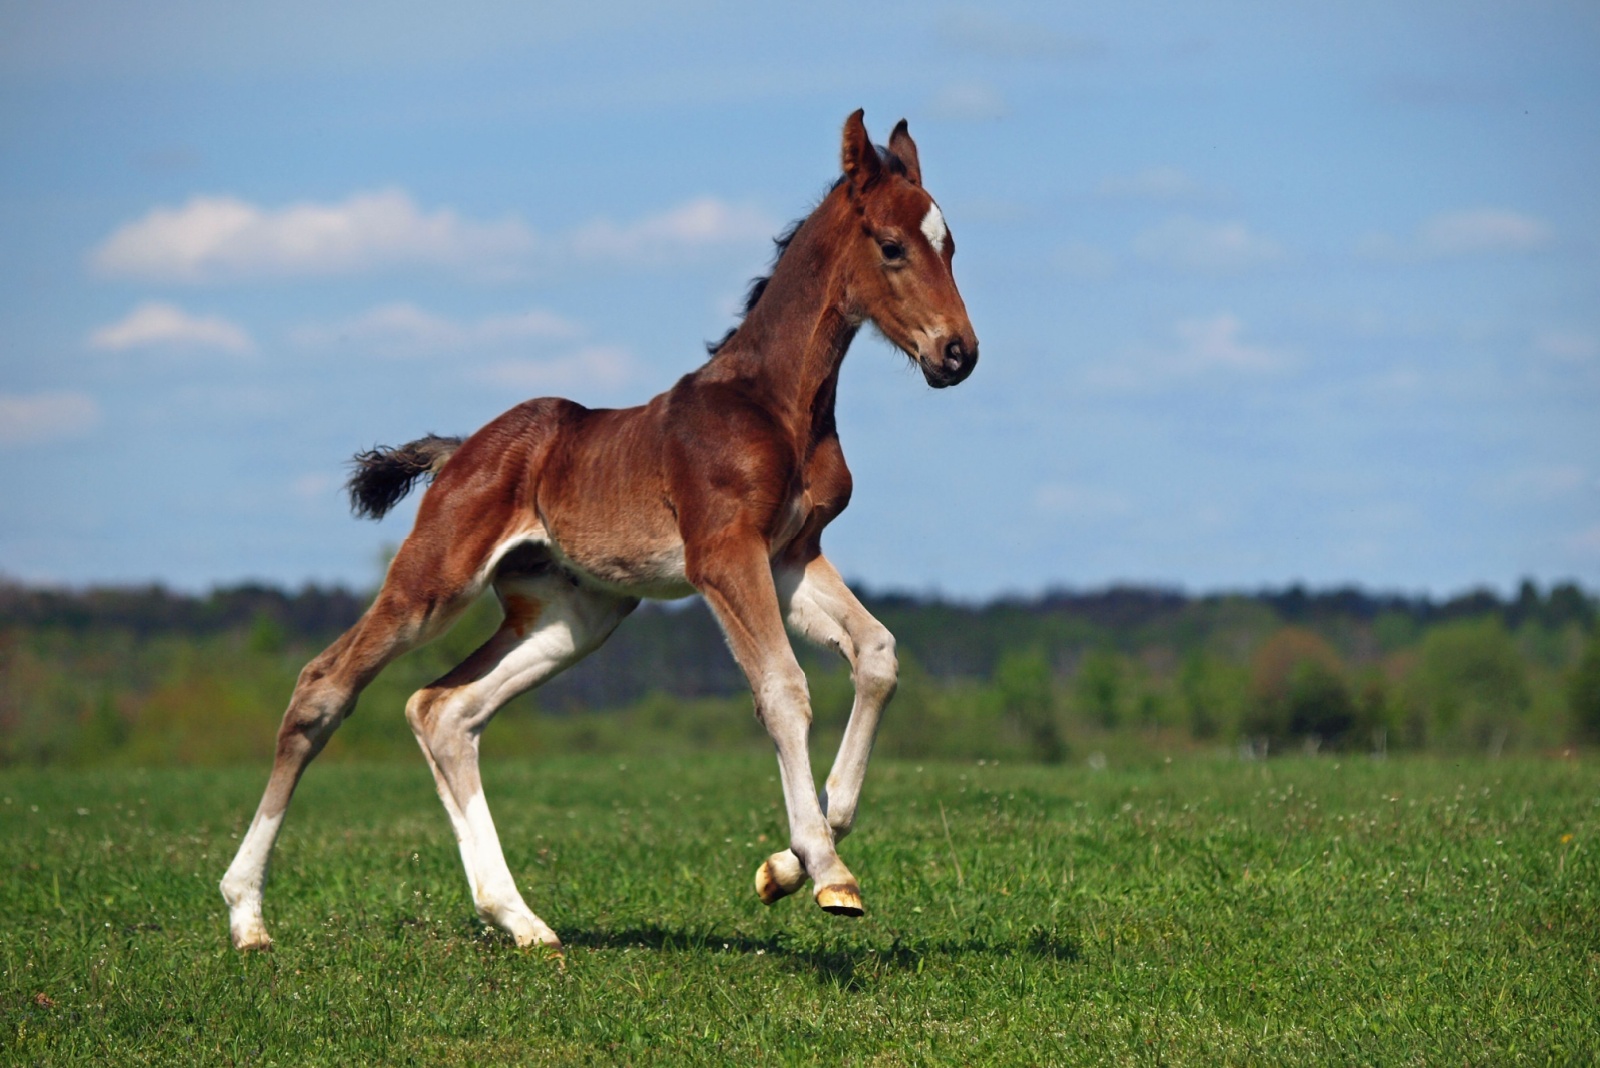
[3,752,1596,1065]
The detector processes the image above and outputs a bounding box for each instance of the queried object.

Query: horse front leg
[690,535,864,916]
[753,555,897,906]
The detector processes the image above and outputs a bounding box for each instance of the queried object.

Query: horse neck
[713,195,858,440]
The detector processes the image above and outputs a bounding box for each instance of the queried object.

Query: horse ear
[841,109,882,191]
[888,119,922,186]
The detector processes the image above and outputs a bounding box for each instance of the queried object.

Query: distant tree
[1570,631,1600,744]
[876,650,942,759]
[247,612,287,655]
[1245,627,1355,745]
[1546,582,1597,630]
[1351,670,1394,750]
[993,648,1066,762]
[75,691,129,763]
[1074,649,1122,729]
[1511,578,1541,629]
[1404,617,1529,750]
[1372,611,1419,653]
[1179,652,1219,739]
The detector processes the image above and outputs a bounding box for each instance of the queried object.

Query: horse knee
[855,627,898,703]
[754,664,812,729]
[824,794,858,837]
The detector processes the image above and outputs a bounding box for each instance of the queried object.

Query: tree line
[2,576,1596,766]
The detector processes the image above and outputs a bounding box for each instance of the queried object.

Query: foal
[221,111,979,952]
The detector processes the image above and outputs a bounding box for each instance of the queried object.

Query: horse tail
[347,434,464,520]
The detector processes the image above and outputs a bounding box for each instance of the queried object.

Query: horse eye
[880,241,905,262]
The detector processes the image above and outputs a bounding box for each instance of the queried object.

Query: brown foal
[221,111,979,952]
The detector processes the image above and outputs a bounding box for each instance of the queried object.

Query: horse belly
[550,529,695,600]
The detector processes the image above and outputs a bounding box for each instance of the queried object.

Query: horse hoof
[755,852,806,905]
[815,882,864,917]
[512,926,565,957]
[231,929,274,952]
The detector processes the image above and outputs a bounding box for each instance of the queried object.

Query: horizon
[3,567,1591,612]
[3,2,1596,599]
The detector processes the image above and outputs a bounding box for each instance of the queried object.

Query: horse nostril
[943,339,967,371]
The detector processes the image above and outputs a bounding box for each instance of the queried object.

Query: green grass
[2,752,1597,1065]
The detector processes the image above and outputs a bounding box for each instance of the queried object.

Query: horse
[221,110,979,953]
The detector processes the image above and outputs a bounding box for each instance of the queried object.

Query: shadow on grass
[562,923,1081,988]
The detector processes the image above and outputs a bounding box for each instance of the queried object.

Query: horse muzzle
[921,336,978,389]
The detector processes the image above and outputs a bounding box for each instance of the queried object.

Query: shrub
[992,648,1066,763]
[1402,617,1529,750]
[1569,630,1600,743]
[1073,649,1122,729]
[1244,628,1355,746]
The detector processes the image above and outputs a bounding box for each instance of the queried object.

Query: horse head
[838,110,979,389]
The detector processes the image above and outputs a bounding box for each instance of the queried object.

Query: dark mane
[706,145,907,357]
[705,215,808,356]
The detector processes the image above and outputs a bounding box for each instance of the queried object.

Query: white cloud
[293,303,580,356]
[1568,524,1600,557]
[0,391,101,445]
[90,189,535,281]
[89,301,253,353]
[1418,209,1551,255]
[1033,482,1132,520]
[1167,314,1289,373]
[1097,167,1202,201]
[1484,465,1588,503]
[1088,313,1291,390]
[1534,329,1598,362]
[926,82,1008,123]
[474,345,638,393]
[91,190,778,280]
[290,472,337,501]
[1358,207,1552,261]
[294,303,638,391]
[1132,217,1284,273]
[1054,241,1117,279]
[568,197,775,266]
[936,12,1101,62]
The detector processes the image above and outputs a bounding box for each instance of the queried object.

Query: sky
[1,1,1596,600]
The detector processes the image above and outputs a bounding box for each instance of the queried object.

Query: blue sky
[1,1,1596,598]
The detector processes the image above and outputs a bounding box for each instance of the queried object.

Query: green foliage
[246,611,287,655]
[1243,628,1357,747]
[1073,649,1122,729]
[1372,610,1419,652]
[1402,617,1530,751]
[2,580,1595,770]
[2,756,1597,1064]
[1284,660,1356,740]
[1570,631,1600,743]
[1179,653,1216,738]
[873,652,1009,762]
[991,648,1066,763]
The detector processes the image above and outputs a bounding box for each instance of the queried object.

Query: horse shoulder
[660,388,795,543]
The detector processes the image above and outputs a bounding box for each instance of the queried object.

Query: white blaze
[920,202,948,255]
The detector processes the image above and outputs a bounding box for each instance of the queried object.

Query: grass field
[2,751,1597,1065]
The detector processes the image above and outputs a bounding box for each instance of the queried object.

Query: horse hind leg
[220,575,474,950]
[406,565,635,951]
